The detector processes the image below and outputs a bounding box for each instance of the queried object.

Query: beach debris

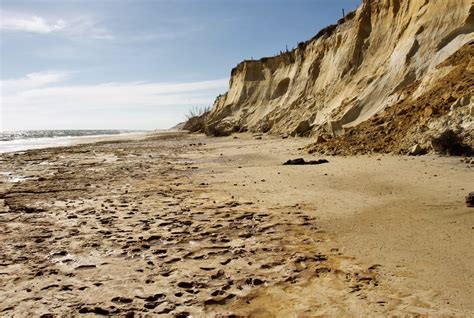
[283,158,329,165]
[466,192,474,207]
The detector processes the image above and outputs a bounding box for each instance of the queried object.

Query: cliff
[204,0,474,154]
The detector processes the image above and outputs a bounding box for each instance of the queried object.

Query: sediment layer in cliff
[204,0,474,154]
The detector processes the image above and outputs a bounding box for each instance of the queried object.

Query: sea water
[0,130,146,153]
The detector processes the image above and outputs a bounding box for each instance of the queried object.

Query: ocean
[0,130,147,153]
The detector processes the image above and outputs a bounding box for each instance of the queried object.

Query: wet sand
[0,132,472,317]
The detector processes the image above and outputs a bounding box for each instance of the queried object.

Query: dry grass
[183,106,210,133]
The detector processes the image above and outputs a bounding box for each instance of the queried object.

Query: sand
[0,132,472,317]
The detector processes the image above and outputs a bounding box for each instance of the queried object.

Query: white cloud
[2,78,228,109]
[0,71,70,95]
[0,72,228,130]
[0,14,66,33]
[130,26,204,42]
[64,16,113,40]
[0,10,113,39]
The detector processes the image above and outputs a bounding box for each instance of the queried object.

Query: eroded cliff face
[205,0,474,154]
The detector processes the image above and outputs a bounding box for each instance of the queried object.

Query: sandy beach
[0,132,473,317]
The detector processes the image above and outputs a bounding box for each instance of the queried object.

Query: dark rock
[203,294,235,306]
[75,264,96,270]
[52,250,67,257]
[220,259,232,265]
[432,130,473,156]
[177,281,194,289]
[315,135,327,144]
[252,278,265,286]
[466,192,474,207]
[146,235,161,242]
[79,307,109,315]
[158,306,175,314]
[111,296,133,304]
[313,254,328,262]
[284,158,305,165]
[144,293,166,302]
[245,278,265,286]
[41,284,59,290]
[144,302,158,309]
[93,307,110,316]
[283,158,329,165]
[78,307,90,314]
[22,206,45,213]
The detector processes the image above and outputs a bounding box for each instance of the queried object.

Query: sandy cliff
[205,0,474,154]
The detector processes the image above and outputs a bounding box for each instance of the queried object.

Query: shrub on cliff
[183,106,210,133]
[431,130,473,156]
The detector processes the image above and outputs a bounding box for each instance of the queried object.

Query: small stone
[424,107,433,117]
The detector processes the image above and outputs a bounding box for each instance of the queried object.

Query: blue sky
[1,0,360,130]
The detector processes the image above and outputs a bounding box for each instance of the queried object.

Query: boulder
[450,95,471,111]
[466,192,474,207]
[326,121,345,138]
[408,144,426,156]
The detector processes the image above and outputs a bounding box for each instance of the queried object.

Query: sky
[0,0,360,131]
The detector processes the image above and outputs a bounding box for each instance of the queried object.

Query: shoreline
[0,131,157,154]
[0,132,472,316]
